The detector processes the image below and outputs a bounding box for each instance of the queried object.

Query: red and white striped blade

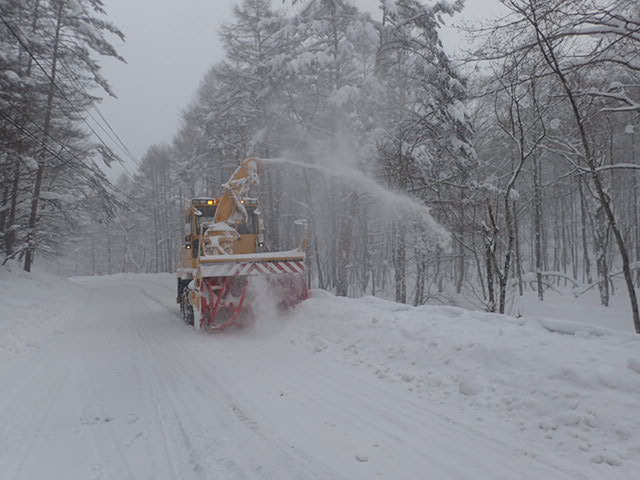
[200,260,305,278]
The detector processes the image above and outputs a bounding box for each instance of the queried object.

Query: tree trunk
[532,26,640,332]
[456,194,465,294]
[24,1,63,272]
[533,152,544,300]
[5,160,21,257]
[485,237,496,312]
[578,179,592,284]
[335,191,354,297]
[513,199,524,297]
[632,128,640,286]
[393,221,406,303]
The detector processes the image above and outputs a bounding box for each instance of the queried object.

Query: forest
[1,0,639,332]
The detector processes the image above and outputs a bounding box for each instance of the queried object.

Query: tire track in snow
[133,323,203,480]
[134,287,261,479]
[68,356,107,480]
[75,336,139,480]
[133,297,256,479]
[85,283,190,480]
[133,291,348,480]
[136,326,247,480]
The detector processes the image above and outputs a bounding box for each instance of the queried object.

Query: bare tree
[475,0,640,330]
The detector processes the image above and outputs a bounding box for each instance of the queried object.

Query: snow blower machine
[176,158,308,331]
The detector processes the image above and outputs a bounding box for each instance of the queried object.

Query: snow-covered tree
[0,0,124,269]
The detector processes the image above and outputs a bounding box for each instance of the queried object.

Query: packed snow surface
[1,269,639,479]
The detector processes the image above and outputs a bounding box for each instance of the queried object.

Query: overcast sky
[97,0,501,177]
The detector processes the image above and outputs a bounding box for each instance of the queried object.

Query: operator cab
[185,197,260,257]
[186,198,219,257]
[191,198,217,230]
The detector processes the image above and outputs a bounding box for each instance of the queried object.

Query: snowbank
[287,291,640,473]
[514,286,637,333]
[0,263,85,367]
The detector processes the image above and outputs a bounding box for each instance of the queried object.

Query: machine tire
[180,286,194,326]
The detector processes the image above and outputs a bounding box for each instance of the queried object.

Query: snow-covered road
[1,272,638,479]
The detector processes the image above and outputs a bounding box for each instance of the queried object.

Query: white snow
[200,248,304,262]
[39,191,77,203]
[1,268,639,479]
[447,99,468,124]
[328,85,360,107]
[0,263,84,364]
[2,69,21,83]
[512,285,637,333]
[21,155,39,171]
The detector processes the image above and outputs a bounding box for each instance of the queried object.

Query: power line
[0,9,141,172]
[38,13,141,167]
[0,109,111,189]
[54,59,142,167]
[0,7,154,216]
[1,95,140,184]
[0,108,142,209]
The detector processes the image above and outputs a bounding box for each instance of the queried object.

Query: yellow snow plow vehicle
[176,158,308,331]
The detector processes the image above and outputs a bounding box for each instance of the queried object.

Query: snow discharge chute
[176,158,308,331]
